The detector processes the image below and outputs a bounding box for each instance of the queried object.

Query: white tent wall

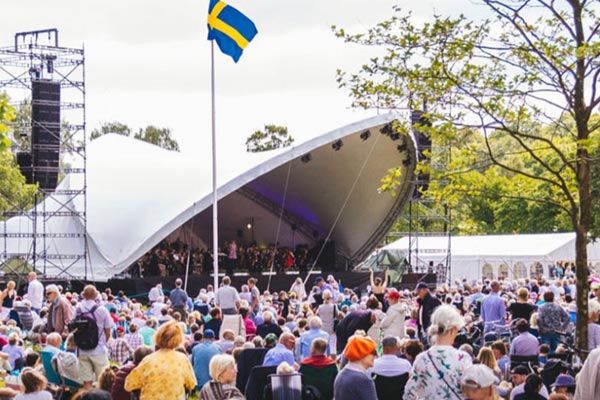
[381,233,600,283]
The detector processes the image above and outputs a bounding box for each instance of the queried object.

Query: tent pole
[210,41,219,290]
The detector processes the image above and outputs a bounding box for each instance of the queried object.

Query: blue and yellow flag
[207,0,258,63]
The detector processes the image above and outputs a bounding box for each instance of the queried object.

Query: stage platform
[30,271,437,302]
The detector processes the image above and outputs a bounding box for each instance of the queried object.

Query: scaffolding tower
[391,109,452,286]
[0,29,87,282]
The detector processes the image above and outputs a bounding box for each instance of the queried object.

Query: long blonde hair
[477,347,500,374]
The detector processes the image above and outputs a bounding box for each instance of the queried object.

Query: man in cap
[461,364,499,400]
[415,282,441,344]
[509,365,548,400]
[107,326,133,365]
[45,284,74,339]
[190,329,222,390]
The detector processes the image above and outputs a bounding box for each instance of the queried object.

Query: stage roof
[1,113,418,281]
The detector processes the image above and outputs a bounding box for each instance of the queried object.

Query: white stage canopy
[1,113,418,281]
[371,232,600,281]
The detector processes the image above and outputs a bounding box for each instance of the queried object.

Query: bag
[69,305,99,350]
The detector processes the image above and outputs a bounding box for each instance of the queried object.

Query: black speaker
[320,240,336,271]
[16,152,33,184]
[411,110,432,197]
[31,80,60,191]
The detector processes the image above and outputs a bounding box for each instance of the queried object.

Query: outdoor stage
[53,271,437,302]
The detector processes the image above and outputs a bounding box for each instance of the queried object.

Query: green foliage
[91,122,180,152]
[0,95,36,219]
[246,125,294,152]
[336,1,600,352]
[133,126,180,152]
[0,96,14,151]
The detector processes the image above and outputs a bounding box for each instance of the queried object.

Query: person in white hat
[460,364,500,400]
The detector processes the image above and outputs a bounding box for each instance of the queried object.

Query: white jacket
[574,347,600,400]
[379,302,408,339]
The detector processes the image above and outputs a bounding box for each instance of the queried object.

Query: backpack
[69,305,99,350]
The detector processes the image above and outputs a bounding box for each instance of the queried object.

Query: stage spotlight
[301,153,312,163]
[360,130,371,141]
[402,156,412,166]
[332,139,343,151]
[379,123,393,136]
[397,143,407,153]
[46,55,57,74]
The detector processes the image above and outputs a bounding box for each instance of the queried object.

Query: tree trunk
[575,226,589,356]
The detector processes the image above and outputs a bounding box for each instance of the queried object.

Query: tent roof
[384,232,578,258]
[1,113,417,280]
[382,232,600,269]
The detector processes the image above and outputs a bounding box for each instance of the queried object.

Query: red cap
[116,326,125,333]
[386,291,401,300]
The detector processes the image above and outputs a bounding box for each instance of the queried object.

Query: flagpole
[211,41,219,291]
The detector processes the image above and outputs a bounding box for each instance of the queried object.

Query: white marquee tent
[1,113,418,281]
[375,232,600,281]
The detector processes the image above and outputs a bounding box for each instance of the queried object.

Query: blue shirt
[190,341,222,389]
[481,292,506,327]
[263,343,295,367]
[299,328,330,359]
[510,332,539,357]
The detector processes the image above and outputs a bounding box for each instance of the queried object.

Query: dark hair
[20,368,47,393]
[524,373,543,394]
[516,319,530,333]
[25,352,40,368]
[194,331,204,341]
[210,308,221,318]
[133,345,154,365]
[239,307,249,318]
[543,291,554,303]
[366,296,380,310]
[403,339,424,359]
[491,340,507,355]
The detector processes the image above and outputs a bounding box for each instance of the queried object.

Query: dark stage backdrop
[19,272,436,301]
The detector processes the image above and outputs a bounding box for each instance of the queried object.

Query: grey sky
[1,0,484,154]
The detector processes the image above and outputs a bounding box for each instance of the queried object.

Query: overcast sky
[1,0,481,157]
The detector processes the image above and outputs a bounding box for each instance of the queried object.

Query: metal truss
[0,29,88,281]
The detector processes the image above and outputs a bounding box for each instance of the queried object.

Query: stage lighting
[332,139,343,151]
[379,123,393,136]
[46,55,57,74]
[397,143,407,153]
[360,130,371,141]
[301,154,312,163]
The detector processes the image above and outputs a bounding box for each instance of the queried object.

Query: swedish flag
[207,0,258,63]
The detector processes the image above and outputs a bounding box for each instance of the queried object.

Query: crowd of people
[0,266,597,399]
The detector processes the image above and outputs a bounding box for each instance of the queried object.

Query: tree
[246,124,294,152]
[0,94,36,219]
[134,126,180,152]
[0,95,13,151]
[91,122,180,152]
[335,1,600,353]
